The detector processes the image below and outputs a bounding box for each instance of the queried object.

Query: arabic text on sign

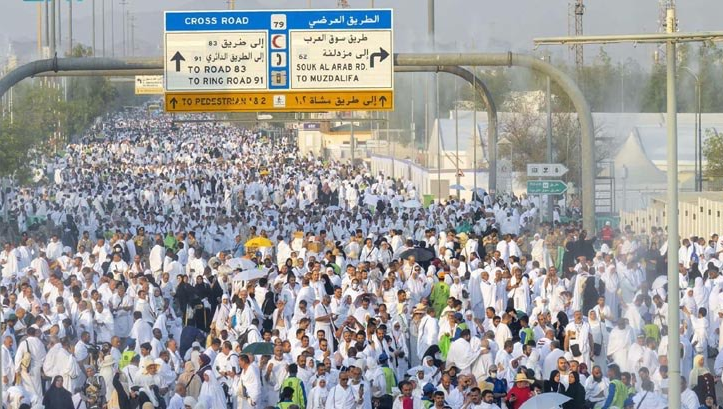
[307,14,380,28]
[165,90,392,112]
[165,31,268,92]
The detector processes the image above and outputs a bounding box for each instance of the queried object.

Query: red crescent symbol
[272,35,282,49]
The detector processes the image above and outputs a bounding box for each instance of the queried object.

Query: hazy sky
[2,0,722,66]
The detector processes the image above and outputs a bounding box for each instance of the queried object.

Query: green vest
[164,235,177,251]
[422,399,434,409]
[276,402,295,409]
[520,327,535,344]
[610,379,628,409]
[119,350,135,370]
[281,377,305,409]
[382,366,397,394]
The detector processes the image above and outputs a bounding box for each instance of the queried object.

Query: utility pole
[427,0,441,200]
[37,3,42,57]
[697,79,702,191]
[663,10,681,408]
[68,0,73,55]
[120,0,127,57]
[548,55,553,224]
[546,59,554,223]
[50,0,56,56]
[44,0,49,51]
[454,79,460,200]
[111,0,115,57]
[472,72,478,196]
[574,0,584,68]
[92,0,96,56]
[129,14,135,57]
[57,0,62,49]
[350,122,355,165]
[102,0,106,57]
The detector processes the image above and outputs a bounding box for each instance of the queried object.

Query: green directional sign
[527,180,568,195]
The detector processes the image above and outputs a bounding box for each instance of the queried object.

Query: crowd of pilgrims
[0,106,722,409]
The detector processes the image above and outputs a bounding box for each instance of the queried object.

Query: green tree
[698,44,723,113]
[0,43,119,182]
[63,44,117,137]
[703,128,723,180]
[0,83,64,181]
[640,61,667,112]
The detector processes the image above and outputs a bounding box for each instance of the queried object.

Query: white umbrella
[227,258,256,270]
[651,275,667,290]
[519,393,571,409]
[325,205,341,212]
[364,194,379,206]
[402,199,422,209]
[449,184,466,191]
[217,265,233,276]
[472,187,487,195]
[233,268,268,282]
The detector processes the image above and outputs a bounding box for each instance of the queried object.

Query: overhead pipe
[0,52,595,232]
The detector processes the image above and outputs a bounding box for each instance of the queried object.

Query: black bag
[238,328,253,348]
[570,344,582,357]
[593,343,602,356]
[506,297,515,312]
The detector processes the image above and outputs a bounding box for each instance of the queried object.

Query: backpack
[238,327,253,348]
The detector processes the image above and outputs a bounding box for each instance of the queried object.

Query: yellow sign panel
[164,90,393,112]
[135,75,165,95]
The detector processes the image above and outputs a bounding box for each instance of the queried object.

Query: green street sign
[527,180,568,195]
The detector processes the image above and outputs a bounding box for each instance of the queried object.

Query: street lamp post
[680,66,701,192]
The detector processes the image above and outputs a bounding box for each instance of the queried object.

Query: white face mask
[489,372,497,379]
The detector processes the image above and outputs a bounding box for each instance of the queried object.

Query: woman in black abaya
[42,376,75,409]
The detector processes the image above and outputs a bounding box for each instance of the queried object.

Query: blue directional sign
[164,9,394,112]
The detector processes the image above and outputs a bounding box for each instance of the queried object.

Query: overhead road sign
[526,163,569,177]
[164,90,393,112]
[527,180,568,195]
[164,9,393,112]
[135,75,164,95]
